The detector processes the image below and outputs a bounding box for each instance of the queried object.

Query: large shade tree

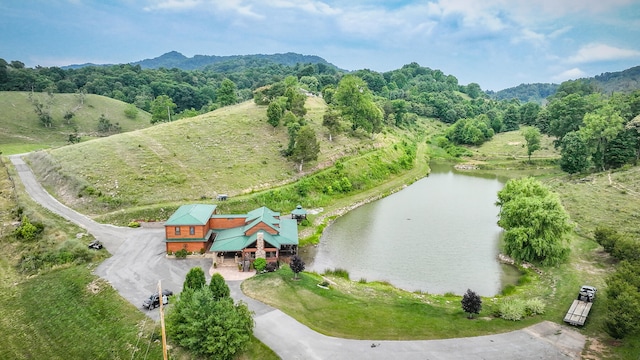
[333,75,382,134]
[166,288,253,359]
[496,178,572,266]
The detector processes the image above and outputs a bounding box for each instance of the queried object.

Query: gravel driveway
[10,154,586,359]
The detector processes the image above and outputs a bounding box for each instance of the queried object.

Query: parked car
[142,289,174,310]
[88,240,103,250]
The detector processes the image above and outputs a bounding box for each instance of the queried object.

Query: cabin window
[175,227,181,235]
[266,251,277,259]
[189,226,195,235]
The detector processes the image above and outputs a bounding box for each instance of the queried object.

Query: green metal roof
[210,207,298,252]
[165,204,217,226]
[291,205,307,216]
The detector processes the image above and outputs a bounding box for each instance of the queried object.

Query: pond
[307,163,519,296]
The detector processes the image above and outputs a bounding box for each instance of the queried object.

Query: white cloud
[551,67,586,82]
[144,0,262,18]
[267,0,341,15]
[567,43,640,64]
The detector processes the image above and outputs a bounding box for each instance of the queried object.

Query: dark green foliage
[183,267,206,291]
[560,131,590,174]
[501,105,520,132]
[290,255,305,279]
[217,78,238,106]
[461,289,482,319]
[253,258,267,272]
[487,83,559,104]
[291,125,320,172]
[594,226,622,253]
[446,116,494,145]
[209,273,230,300]
[604,130,638,169]
[496,178,571,266]
[266,101,283,127]
[604,261,640,338]
[166,288,254,359]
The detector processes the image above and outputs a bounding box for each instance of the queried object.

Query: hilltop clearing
[0,91,151,154]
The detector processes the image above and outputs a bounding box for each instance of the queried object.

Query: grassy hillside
[0,91,152,154]
[25,96,381,216]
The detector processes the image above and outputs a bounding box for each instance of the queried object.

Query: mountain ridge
[62,51,340,71]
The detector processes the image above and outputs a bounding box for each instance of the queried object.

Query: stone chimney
[256,232,266,259]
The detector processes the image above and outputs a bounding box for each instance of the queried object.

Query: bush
[525,298,545,315]
[499,299,527,321]
[13,215,44,241]
[167,250,173,255]
[265,262,278,272]
[253,258,267,272]
[175,249,188,259]
[127,221,140,228]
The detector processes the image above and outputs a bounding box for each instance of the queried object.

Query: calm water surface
[308,164,514,296]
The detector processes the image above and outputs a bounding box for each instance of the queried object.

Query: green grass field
[0,91,152,154]
[24,97,377,217]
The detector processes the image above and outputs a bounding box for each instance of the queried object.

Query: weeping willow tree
[496,177,572,266]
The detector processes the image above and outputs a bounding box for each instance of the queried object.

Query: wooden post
[158,281,168,360]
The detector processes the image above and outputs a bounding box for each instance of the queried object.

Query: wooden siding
[165,224,208,239]
[245,222,278,236]
[167,242,207,253]
[210,217,247,229]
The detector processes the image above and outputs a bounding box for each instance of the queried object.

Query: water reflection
[308,163,516,296]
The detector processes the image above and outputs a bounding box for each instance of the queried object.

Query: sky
[1,0,640,91]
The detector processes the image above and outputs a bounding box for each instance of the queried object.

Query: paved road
[10,154,586,359]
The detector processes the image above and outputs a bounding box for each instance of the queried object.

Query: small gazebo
[291,205,307,224]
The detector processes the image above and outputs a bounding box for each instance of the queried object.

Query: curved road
[10,155,586,359]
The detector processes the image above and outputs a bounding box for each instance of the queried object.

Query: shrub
[525,298,545,315]
[265,262,278,272]
[499,298,527,321]
[14,215,44,241]
[167,250,173,256]
[127,221,141,228]
[175,249,188,259]
[199,247,206,255]
[253,258,267,272]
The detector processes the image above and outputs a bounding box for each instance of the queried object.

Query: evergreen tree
[209,273,230,300]
[183,267,206,292]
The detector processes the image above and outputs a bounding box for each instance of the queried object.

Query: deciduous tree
[496,178,571,266]
[166,288,254,359]
[521,127,541,161]
[217,78,238,106]
[291,125,320,172]
[559,131,590,174]
[461,289,482,319]
[150,95,176,124]
[290,255,305,279]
